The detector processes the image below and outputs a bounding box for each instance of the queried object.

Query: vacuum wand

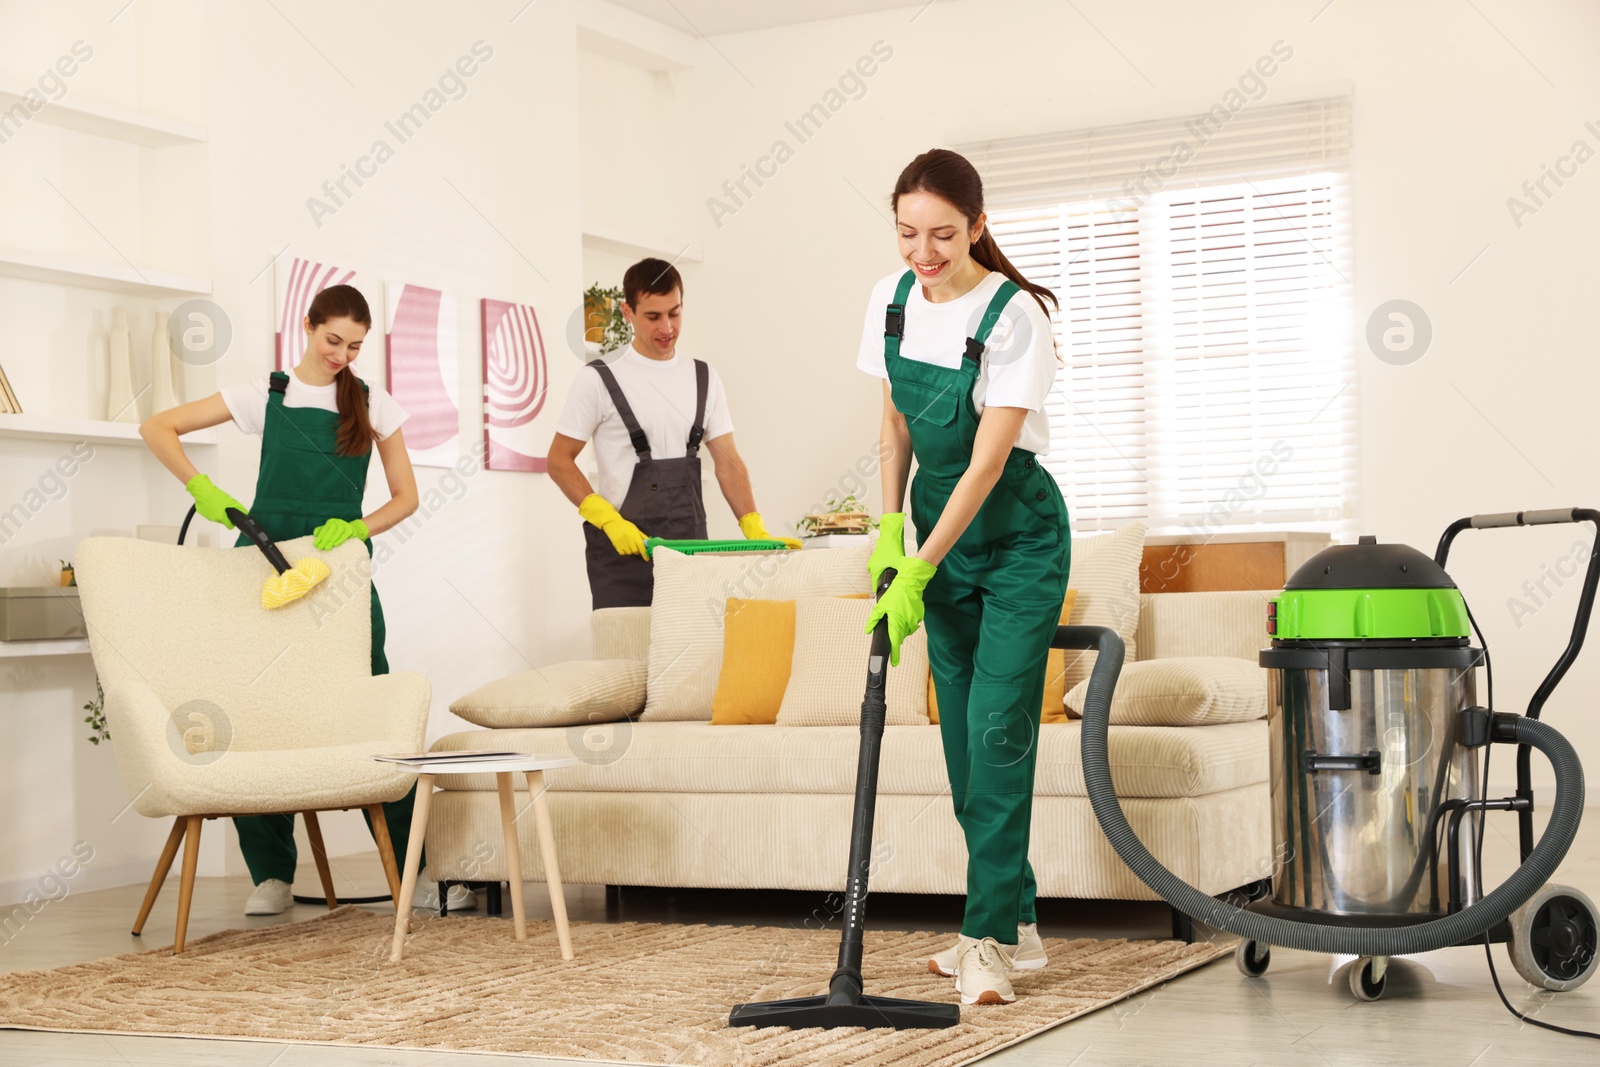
[179,504,332,610]
[729,566,960,1030]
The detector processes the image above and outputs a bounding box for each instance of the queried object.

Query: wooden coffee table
[381,754,579,963]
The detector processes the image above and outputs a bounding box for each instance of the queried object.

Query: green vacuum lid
[1270,536,1470,640]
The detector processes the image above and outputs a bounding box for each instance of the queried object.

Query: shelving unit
[0,246,211,298]
[0,638,90,659]
[0,413,216,447]
[0,84,206,147]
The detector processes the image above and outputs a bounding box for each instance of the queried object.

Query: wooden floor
[1,807,1597,1067]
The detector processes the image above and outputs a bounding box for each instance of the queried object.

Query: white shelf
[0,85,206,147]
[0,413,216,446]
[0,246,211,298]
[582,226,703,264]
[0,638,90,658]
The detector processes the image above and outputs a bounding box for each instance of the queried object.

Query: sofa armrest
[1137,590,1275,662]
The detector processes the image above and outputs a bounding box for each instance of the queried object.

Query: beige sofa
[422,553,1275,933]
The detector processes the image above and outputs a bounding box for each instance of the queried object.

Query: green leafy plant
[797,493,878,536]
[583,283,632,355]
[59,559,75,586]
[84,676,109,746]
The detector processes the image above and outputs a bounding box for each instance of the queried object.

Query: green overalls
[233,371,418,886]
[883,270,1072,944]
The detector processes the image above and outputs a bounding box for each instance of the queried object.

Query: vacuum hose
[1066,624,1588,957]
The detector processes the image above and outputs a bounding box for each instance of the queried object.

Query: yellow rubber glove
[738,511,802,550]
[865,556,938,667]
[579,494,649,557]
[185,474,247,530]
[313,517,370,550]
[868,513,906,590]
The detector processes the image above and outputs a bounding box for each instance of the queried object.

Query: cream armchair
[74,535,430,952]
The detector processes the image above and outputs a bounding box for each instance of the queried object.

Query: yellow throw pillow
[711,594,870,725]
[927,589,1079,725]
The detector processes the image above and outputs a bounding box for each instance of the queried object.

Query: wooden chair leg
[173,815,203,954]
[367,803,404,907]
[131,817,186,936]
[302,811,338,909]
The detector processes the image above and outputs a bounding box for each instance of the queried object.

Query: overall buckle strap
[686,359,709,457]
[963,279,1022,363]
[883,269,916,362]
[588,360,653,458]
[268,371,289,395]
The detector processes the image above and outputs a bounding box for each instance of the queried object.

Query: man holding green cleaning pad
[141,284,471,917]
[548,258,799,609]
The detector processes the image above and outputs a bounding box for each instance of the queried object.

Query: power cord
[1462,596,1600,1040]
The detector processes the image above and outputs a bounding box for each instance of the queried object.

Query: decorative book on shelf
[0,363,20,414]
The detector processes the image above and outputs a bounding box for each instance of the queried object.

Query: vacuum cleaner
[1075,508,1599,1016]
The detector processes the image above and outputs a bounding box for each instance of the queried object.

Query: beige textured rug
[0,907,1229,1065]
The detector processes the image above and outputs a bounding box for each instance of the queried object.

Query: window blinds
[959,96,1355,535]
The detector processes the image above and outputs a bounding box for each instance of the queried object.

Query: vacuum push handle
[1433,507,1600,723]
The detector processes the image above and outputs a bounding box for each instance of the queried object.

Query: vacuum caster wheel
[1350,957,1387,1001]
[1235,939,1271,977]
[1508,883,1600,992]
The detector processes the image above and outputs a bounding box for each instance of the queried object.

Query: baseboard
[0,857,168,908]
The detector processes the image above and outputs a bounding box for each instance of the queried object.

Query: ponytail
[892,147,1060,328]
[333,366,377,456]
[307,284,378,456]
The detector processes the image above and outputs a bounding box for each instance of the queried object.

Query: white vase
[150,311,178,414]
[86,311,109,421]
[106,308,137,423]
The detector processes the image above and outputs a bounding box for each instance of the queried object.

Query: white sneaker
[244,878,293,915]
[956,936,1017,1005]
[415,881,478,912]
[928,922,1046,977]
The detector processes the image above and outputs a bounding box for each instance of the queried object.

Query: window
[960,97,1355,535]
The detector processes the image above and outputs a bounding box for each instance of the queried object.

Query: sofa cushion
[1062,523,1147,693]
[642,546,872,722]
[429,719,1266,799]
[776,598,930,726]
[449,660,647,729]
[711,595,873,725]
[1063,656,1267,726]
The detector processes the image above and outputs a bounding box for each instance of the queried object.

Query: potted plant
[59,559,75,587]
[583,283,632,355]
[797,494,878,538]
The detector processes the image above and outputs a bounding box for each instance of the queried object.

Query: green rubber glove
[869,513,906,590]
[313,517,370,550]
[185,474,247,530]
[864,556,937,667]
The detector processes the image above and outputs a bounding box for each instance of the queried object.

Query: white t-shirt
[554,345,735,506]
[857,269,1057,455]
[220,373,408,440]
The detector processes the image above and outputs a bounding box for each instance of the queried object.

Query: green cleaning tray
[645,537,789,558]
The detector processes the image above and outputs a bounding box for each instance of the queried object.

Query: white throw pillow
[1063,655,1266,726]
[450,660,648,729]
[777,597,930,726]
[642,546,872,721]
[1061,522,1147,693]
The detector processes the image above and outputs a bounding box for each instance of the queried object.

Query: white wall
[0,0,589,895]
[608,0,1600,786]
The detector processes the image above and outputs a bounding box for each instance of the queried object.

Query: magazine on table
[373,750,524,765]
